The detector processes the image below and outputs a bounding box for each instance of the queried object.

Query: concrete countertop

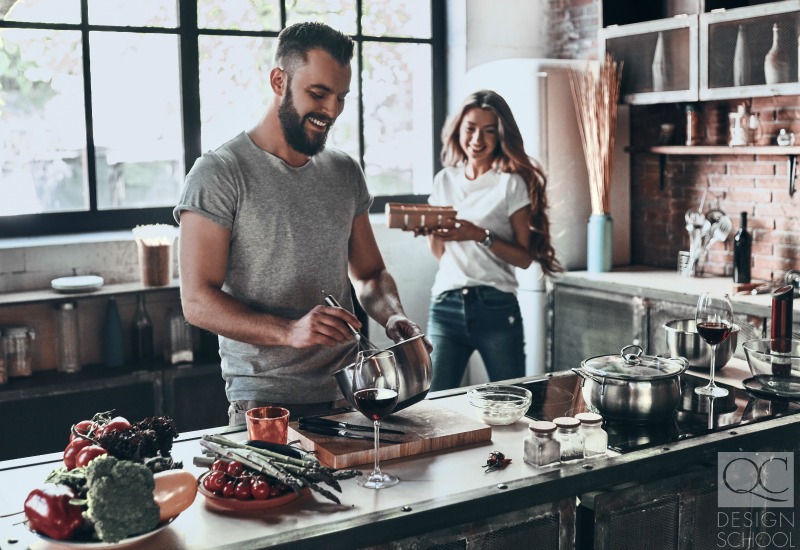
[555,266,799,318]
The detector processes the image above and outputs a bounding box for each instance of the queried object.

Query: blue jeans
[427,286,526,391]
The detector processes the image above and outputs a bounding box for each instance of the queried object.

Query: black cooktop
[521,372,800,453]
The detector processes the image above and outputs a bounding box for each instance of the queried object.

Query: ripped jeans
[427,285,526,392]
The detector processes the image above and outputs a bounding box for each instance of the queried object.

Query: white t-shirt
[428,166,531,296]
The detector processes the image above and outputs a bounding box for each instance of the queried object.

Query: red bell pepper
[24,483,84,540]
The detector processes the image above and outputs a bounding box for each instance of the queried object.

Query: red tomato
[203,471,227,493]
[75,445,108,468]
[63,438,92,470]
[102,416,131,434]
[211,459,228,472]
[251,480,270,500]
[226,461,245,478]
[221,480,236,498]
[234,480,252,500]
[70,420,95,442]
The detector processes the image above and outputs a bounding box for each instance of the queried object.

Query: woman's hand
[429,219,484,243]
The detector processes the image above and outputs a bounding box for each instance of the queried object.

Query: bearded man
[174,22,425,424]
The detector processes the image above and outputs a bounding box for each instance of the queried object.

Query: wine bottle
[131,293,154,366]
[102,297,125,368]
[732,212,751,284]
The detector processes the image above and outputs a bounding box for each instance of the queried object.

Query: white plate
[31,519,172,549]
[51,275,104,293]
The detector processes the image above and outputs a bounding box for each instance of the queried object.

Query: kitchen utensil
[466,384,532,425]
[741,376,800,400]
[297,416,406,435]
[51,275,104,293]
[323,294,378,351]
[246,406,290,444]
[742,338,800,397]
[297,424,401,444]
[385,203,457,232]
[333,333,432,414]
[573,344,688,422]
[664,319,739,371]
[702,213,732,255]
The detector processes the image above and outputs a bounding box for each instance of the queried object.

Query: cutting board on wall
[288,399,492,469]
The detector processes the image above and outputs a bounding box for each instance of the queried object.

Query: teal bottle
[102,297,125,368]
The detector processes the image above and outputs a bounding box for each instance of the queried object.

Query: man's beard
[278,85,331,156]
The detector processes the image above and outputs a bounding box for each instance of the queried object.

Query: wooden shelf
[631,145,799,196]
[0,279,180,307]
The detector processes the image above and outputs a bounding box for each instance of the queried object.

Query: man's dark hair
[275,22,354,73]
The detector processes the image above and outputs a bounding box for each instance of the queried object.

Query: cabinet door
[163,364,229,432]
[551,286,646,371]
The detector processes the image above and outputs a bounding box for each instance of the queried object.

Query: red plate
[198,483,302,512]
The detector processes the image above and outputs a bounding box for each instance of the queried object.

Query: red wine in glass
[354,388,398,421]
[696,322,731,346]
[694,292,733,398]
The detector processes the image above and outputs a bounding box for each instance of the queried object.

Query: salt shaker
[55,301,81,373]
[524,421,561,468]
[575,412,608,458]
[553,417,584,462]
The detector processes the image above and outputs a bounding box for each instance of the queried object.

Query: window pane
[362,42,432,196]
[326,46,360,162]
[199,36,275,152]
[285,0,357,35]
[0,29,87,215]
[89,32,183,210]
[87,0,177,27]
[0,0,80,24]
[362,0,431,38]
[197,0,280,31]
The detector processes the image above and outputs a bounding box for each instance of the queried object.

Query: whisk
[323,294,379,351]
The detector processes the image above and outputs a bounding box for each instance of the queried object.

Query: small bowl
[663,319,739,370]
[467,384,532,425]
[742,338,800,397]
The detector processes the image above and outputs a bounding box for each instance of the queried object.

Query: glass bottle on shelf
[685,103,702,146]
[553,417,584,462]
[55,301,81,373]
[523,421,561,468]
[575,412,608,458]
[733,212,751,284]
[764,23,789,85]
[732,25,751,87]
[102,297,125,368]
[651,31,667,92]
[131,293,154,366]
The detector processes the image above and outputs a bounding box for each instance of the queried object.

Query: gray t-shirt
[174,132,372,403]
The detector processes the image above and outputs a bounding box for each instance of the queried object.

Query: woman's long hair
[440,90,563,275]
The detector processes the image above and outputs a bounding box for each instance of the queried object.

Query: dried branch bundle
[569,54,623,215]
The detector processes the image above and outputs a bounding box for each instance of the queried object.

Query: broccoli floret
[83,455,160,543]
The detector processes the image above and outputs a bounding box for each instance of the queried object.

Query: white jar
[524,421,560,468]
[553,417,584,462]
[575,412,608,458]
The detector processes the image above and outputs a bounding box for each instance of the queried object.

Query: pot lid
[581,345,687,380]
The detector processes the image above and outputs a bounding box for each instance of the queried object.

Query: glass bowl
[742,338,800,397]
[467,384,532,425]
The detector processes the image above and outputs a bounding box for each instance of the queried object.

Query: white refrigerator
[461,59,630,376]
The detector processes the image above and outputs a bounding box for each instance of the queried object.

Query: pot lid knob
[620,344,644,365]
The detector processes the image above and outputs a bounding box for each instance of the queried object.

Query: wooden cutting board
[288,399,492,469]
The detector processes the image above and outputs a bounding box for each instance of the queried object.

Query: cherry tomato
[203,471,227,493]
[221,480,236,498]
[70,420,95,442]
[234,479,252,500]
[211,459,228,472]
[269,485,282,498]
[102,416,132,434]
[75,445,108,468]
[63,438,92,470]
[251,480,270,500]
[226,461,245,478]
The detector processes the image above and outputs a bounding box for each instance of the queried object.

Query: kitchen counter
[2,373,799,550]
[554,266,799,318]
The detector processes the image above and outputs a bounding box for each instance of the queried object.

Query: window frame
[0,0,446,238]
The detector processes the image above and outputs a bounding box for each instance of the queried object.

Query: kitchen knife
[298,424,402,444]
[298,416,406,435]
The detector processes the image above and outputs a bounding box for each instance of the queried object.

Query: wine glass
[694,292,733,398]
[352,349,400,489]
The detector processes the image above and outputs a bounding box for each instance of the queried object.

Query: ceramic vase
[587,213,613,273]
[764,23,789,85]
[652,32,668,92]
[732,25,751,87]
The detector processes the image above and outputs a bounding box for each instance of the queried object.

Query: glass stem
[372,420,382,475]
[709,344,717,387]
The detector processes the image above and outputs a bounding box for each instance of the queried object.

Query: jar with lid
[3,325,36,377]
[575,412,608,458]
[685,103,702,146]
[553,417,584,462]
[55,301,81,373]
[524,421,561,468]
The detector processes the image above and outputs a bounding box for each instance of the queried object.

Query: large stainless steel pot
[573,345,688,422]
[663,319,739,371]
[333,334,432,413]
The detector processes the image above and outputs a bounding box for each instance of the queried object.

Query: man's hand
[286,305,361,348]
[385,315,433,353]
